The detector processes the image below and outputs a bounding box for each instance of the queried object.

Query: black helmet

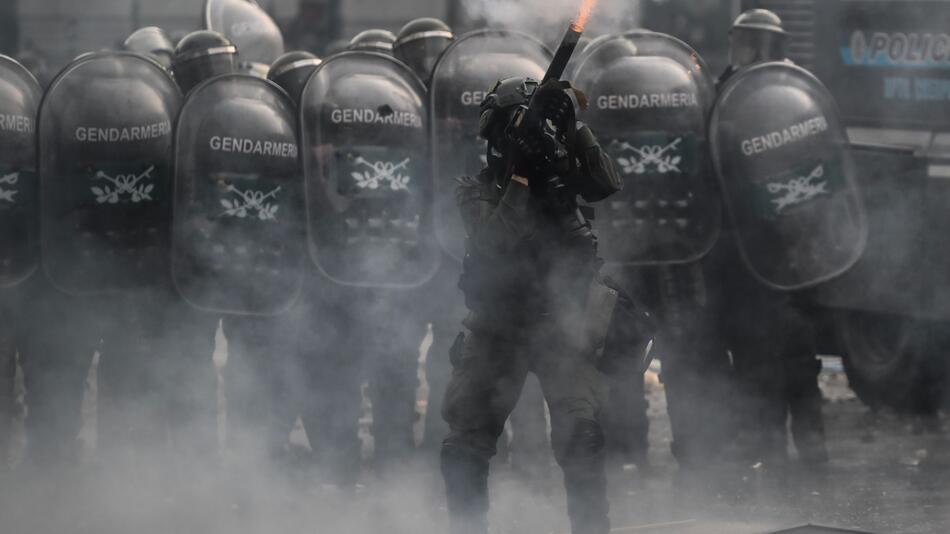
[478,77,539,175]
[478,77,537,139]
[732,9,786,34]
[124,26,175,69]
[393,18,455,84]
[729,9,788,68]
[268,51,322,106]
[348,29,397,55]
[172,30,237,95]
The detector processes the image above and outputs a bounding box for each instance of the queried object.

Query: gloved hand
[506,80,579,185]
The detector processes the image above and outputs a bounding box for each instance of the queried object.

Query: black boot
[441,444,491,534]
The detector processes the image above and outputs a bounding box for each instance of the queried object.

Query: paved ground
[2,354,949,534]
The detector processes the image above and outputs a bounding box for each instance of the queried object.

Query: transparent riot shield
[0,56,42,287]
[173,74,305,314]
[39,52,181,295]
[301,51,438,288]
[575,47,721,265]
[710,62,867,290]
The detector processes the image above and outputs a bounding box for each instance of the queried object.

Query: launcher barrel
[543,26,583,83]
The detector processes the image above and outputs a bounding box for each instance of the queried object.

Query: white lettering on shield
[209,136,299,159]
[330,108,423,128]
[75,121,171,143]
[740,116,829,157]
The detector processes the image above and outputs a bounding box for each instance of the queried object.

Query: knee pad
[555,418,606,463]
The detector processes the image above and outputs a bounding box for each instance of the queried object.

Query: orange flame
[570,0,599,32]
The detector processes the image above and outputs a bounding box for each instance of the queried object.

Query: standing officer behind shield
[712,9,828,466]
[441,75,624,534]
[171,29,307,468]
[298,45,437,483]
[0,56,41,477]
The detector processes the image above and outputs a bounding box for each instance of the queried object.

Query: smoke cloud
[460,0,640,43]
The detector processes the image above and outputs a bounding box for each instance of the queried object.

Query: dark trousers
[222,314,299,458]
[441,322,610,534]
[18,280,99,470]
[726,292,824,461]
[652,264,736,467]
[96,287,218,471]
[295,284,426,481]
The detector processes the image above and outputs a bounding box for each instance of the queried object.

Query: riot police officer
[713,9,828,466]
[171,30,306,465]
[0,56,41,476]
[268,51,321,104]
[393,18,455,84]
[426,29,558,477]
[124,26,175,70]
[718,9,788,85]
[572,32,736,473]
[391,17,460,462]
[297,46,435,483]
[441,76,623,534]
[36,45,207,481]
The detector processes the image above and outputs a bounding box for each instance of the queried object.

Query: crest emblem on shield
[91,165,156,204]
[0,172,19,203]
[219,184,282,221]
[351,157,412,191]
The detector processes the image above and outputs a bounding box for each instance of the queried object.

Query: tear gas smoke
[461,0,639,44]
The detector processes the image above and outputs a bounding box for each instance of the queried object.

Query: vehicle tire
[836,310,946,414]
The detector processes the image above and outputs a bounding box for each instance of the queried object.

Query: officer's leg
[600,267,651,468]
[162,302,219,466]
[422,266,468,452]
[780,308,827,464]
[423,315,461,451]
[368,311,427,473]
[730,332,788,465]
[20,287,97,470]
[659,264,736,468]
[297,301,365,487]
[602,364,648,468]
[507,373,551,475]
[787,354,827,464]
[534,336,610,534]
[223,315,296,459]
[0,292,17,467]
[97,293,167,465]
[441,330,530,534]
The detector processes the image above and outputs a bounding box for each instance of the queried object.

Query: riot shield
[39,52,181,296]
[710,62,867,290]
[0,56,42,288]
[300,51,438,288]
[204,0,285,68]
[575,51,720,265]
[173,74,305,315]
[624,30,716,114]
[429,30,551,261]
